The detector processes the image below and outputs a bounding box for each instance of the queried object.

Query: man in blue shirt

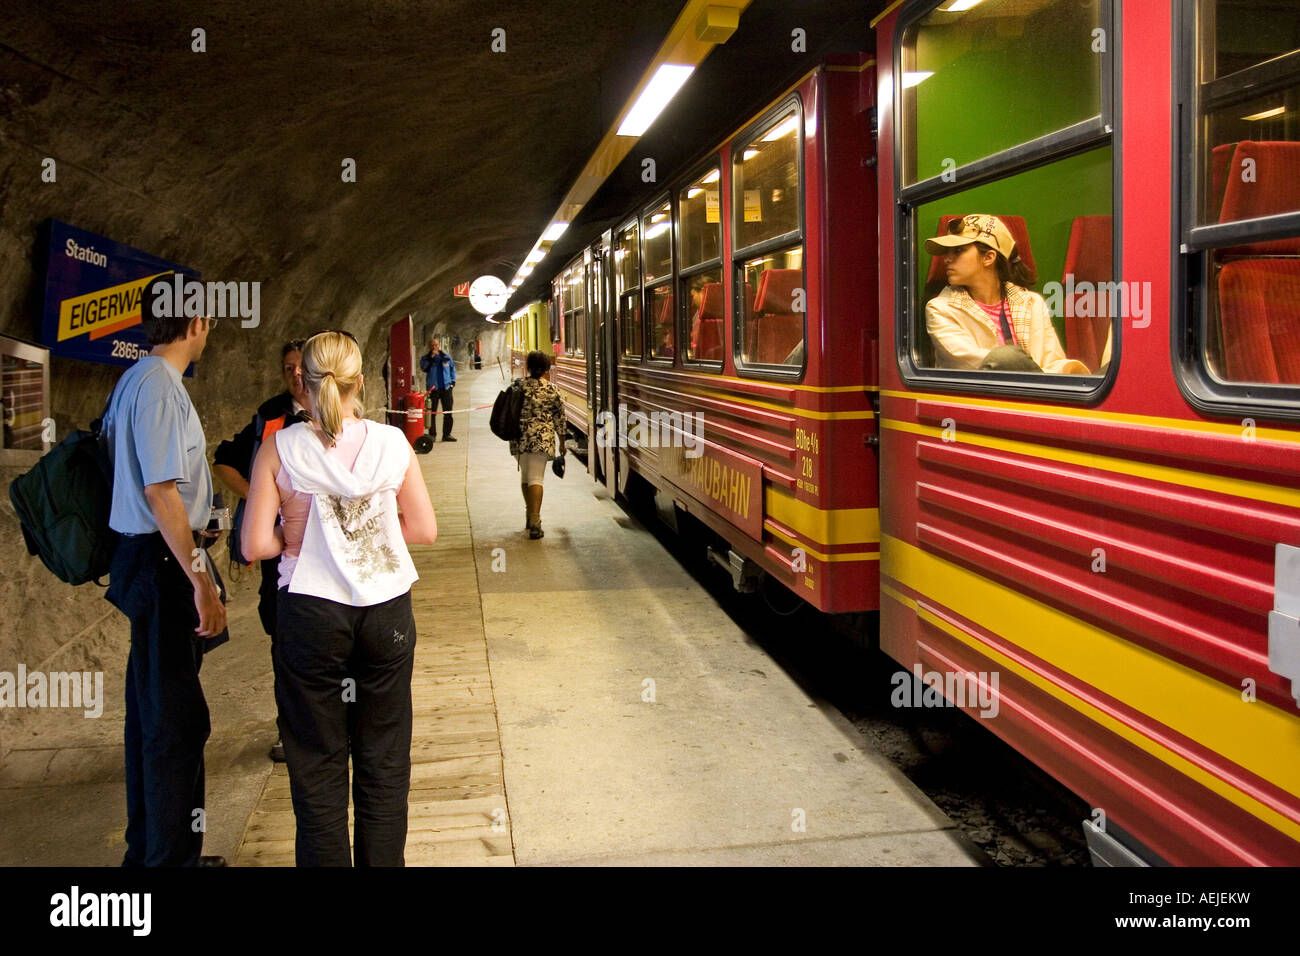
[419,336,457,441]
[102,281,227,867]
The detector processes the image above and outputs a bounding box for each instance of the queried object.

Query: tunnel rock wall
[0,0,681,767]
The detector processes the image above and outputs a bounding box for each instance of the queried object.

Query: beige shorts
[516,452,551,486]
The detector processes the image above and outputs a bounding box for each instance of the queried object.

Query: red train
[513,0,1300,866]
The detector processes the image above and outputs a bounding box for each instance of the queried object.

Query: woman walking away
[512,350,566,539]
[243,330,438,866]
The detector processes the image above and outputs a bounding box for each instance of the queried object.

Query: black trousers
[258,558,280,640]
[274,587,416,867]
[430,387,454,438]
[106,532,228,867]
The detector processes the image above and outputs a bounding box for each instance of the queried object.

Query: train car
[873,0,1300,864]
[549,256,594,454]
[545,54,881,613]
[508,301,548,377]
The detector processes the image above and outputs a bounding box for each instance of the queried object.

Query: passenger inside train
[924,214,1089,374]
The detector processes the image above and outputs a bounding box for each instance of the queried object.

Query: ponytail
[301,331,363,447]
[314,371,345,446]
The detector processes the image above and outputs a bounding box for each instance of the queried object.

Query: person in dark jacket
[213,339,311,761]
[418,337,457,441]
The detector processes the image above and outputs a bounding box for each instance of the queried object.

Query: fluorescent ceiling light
[762,116,798,142]
[743,148,758,160]
[542,222,568,242]
[617,64,695,136]
[651,212,668,223]
[702,168,721,183]
[525,249,544,264]
[944,0,986,11]
[1243,106,1285,121]
[902,71,934,89]
[644,222,670,241]
[518,264,534,277]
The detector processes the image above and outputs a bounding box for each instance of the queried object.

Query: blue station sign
[40,219,197,368]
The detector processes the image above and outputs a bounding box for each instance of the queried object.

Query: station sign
[40,219,198,369]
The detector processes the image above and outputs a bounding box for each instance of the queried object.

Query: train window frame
[615,216,643,363]
[678,158,726,371]
[561,256,586,359]
[1174,0,1300,422]
[731,93,808,381]
[642,192,678,365]
[892,0,1119,402]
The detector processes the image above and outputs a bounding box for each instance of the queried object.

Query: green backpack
[8,399,118,586]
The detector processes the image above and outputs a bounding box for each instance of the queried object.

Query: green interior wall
[904,0,1111,348]
[911,0,1102,179]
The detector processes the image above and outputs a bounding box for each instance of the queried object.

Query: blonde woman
[244,330,437,866]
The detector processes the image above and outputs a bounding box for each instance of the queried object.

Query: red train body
[520,0,1300,865]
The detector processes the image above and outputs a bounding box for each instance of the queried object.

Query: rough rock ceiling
[0,0,877,434]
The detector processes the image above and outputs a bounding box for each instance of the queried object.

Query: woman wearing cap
[243,330,438,866]
[925,214,1089,374]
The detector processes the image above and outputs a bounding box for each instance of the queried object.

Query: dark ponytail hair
[975,241,1037,298]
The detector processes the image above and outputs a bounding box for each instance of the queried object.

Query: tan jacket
[926,284,1089,375]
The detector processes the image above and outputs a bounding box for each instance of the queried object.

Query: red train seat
[1217,141,1300,255]
[1061,214,1113,373]
[689,282,724,361]
[1209,142,1236,222]
[1217,258,1300,384]
[924,214,1038,301]
[752,268,803,363]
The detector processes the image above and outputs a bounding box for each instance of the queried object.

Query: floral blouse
[509,376,565,456]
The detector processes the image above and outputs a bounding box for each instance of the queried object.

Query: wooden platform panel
[234,434,515,867]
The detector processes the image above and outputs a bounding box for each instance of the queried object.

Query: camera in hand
[205,493,232,548]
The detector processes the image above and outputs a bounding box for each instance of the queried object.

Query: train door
[586,234,618,493]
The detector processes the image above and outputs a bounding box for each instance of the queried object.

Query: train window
[679,166,722,267]
[897,0,1114,389]
[562,260,585,358]
[1178,0,1300,409]
[615,221,642,360]
[737,248,805,367]
[900,0,1106,188]
[647,284,675,360]
[643,197,675,362]
[642,200,673,283]
[683,269,724,363]
[734,107,801,251]
[680,165,724,367]
[733,100,805,374]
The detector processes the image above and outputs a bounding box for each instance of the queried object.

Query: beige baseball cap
[924,214,1016,259]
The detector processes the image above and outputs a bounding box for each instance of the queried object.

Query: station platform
[0,368,980,867]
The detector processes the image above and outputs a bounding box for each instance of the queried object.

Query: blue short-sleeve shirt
[104,355,213,534]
